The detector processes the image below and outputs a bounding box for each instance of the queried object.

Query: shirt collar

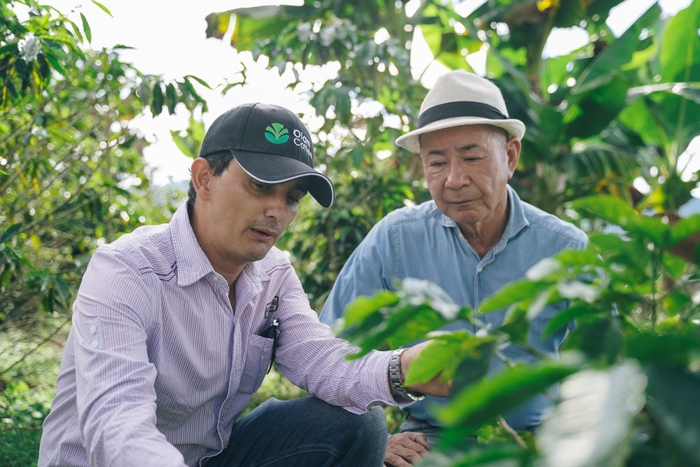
[171,202,215,287]
[502,185,529,241]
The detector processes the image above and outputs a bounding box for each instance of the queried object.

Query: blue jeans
[206,396,388,467]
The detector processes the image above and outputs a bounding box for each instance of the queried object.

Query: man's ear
[506,137,521,179]
[191,158,213,201]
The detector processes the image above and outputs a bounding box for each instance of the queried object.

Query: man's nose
[445,163,469,188]
[264,192,287,220]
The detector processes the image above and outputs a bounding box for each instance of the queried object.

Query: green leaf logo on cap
[265,123,290,144]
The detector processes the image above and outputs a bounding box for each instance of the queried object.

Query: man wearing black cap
[39,103,449,467]
[320,70,588,466]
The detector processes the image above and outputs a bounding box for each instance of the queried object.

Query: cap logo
[265,123,290,144]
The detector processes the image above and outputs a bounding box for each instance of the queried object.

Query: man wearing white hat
[320,70,588,466]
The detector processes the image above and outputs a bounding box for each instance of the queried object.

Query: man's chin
[247,244,275,262]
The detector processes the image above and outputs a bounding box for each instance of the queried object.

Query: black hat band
[418,101,508,128]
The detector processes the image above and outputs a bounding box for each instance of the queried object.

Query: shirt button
[91,340,98,348]
[89,325,97,335]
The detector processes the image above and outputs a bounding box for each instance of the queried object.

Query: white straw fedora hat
[395,70,526,153]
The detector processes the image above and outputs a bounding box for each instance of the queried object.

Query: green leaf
[44,52,67,76]
[572,194,636,225]
[572,195,670,245]
[661,251,688,280]
[625,329,700,367]
[587,232,629,254]
[52,274,71,304]
[335,87,352,125]
[137,79,151,104]
[91,1,113,17]
[80,13,92,43]
[341,280,468,358]
[562,317,623,365]
[348,146,364,168]
[184,74,212,90]
[343,290,399,328]
[420,23,442,59]
[479,279,552,313]
[151,82,164,116]
[436,360,578,434]
[537,363,645,467]
[67,19,84,43]
[659,0,700,83]
[1,223,23,243]
[543,303,598,338]
[448,339,498,394]
[565,75,631,139]
[662,291,691,316]
[405,332,497,387]
[404,336,462,385]
[645,365,700,465]
[171,130,195,158]
[165,82,178,114]
[205,11,230,39]
[399,278,461,320]
[230,10,288,52]
[670,214,700,244]
[572,3,660,94]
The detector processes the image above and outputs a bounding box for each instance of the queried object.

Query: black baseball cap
[199,102,335,207]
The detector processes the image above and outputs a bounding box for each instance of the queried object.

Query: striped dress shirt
[39,202,394,467]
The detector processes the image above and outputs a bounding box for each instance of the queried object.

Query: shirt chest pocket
[238,334,273,394]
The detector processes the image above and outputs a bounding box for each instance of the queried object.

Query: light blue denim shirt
[320,185,588,431]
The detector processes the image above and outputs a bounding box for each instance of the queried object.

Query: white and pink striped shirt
[39,202,394,467]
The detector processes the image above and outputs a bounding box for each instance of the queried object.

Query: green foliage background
[1,0,700,465]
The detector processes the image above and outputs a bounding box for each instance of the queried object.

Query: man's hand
[400,341,452,397]
[383,432,429,467]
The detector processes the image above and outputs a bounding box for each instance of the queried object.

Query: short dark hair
[186,151,235,209]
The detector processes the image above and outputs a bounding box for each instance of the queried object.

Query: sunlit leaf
[537,363,645,467]
[400,278,460,320]
[557,279,603,303]
[662,291,691,316]
[205,12,230,40]
[659,0,700,82]
[91,1,112,17]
